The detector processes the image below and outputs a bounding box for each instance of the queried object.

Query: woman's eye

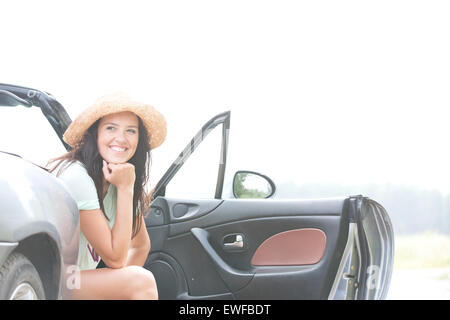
[106,126,115,131]
[127,129,137,134]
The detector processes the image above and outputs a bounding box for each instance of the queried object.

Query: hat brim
[63,94,166,150]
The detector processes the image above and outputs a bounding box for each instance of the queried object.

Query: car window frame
[152,111,230,200]
[0,84,72,151]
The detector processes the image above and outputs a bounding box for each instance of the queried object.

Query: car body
[0,84,78,300]
[0,83,394,300]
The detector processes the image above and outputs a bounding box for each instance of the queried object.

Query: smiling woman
[46,93,167,299]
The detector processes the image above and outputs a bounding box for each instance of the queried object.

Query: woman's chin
[102,156,131,164]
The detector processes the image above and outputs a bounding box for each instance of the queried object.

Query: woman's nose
[113,130,127,142]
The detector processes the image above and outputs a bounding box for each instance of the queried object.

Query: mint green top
[54,160,117,271]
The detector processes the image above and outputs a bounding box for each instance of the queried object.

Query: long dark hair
[48,116,152,238]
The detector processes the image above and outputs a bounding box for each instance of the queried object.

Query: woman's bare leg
[71,266,158,300]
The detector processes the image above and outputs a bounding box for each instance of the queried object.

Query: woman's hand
[102,160,135,191]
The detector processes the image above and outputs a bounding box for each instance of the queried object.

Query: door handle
[190,228,253,292]
[223,234,244,249]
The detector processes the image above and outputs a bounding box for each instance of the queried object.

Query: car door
[143,111,395,300]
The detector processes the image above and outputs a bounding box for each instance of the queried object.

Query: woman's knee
[125,266,158,300]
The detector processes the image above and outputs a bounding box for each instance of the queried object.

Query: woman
[48,93,166,300]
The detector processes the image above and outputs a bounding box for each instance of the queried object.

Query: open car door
[143,111,394,300]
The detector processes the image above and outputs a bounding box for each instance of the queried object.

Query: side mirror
[232,171,276,199]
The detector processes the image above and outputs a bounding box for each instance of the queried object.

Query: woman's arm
[79,187,134,268]
[125,215,151,266]
[79,162,135,268]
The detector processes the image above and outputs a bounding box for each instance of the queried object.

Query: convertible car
[0,83,394,300]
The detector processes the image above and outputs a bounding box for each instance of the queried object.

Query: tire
[0,252,45,300]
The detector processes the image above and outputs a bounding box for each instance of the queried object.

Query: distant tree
[233,173,247,198]
[233,173,268,199]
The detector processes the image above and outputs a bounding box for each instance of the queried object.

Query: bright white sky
[2,0,450,195]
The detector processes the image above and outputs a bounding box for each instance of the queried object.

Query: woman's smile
[109,145,128,152]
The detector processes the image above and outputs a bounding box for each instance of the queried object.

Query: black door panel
[167,199,224,223]
[145,197,350,299]
[147,197,346,236]
[191,227,254,292]
[202,216,342,271]
[144,197,224,227]
[151,230,232,297]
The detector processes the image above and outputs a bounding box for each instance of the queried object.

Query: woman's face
[97,111,139,164]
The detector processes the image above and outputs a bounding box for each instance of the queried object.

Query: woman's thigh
[71,266,158,300]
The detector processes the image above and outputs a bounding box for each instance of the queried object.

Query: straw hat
[63,92,166,149]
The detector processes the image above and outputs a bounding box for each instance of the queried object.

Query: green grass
[394,232,450,269]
